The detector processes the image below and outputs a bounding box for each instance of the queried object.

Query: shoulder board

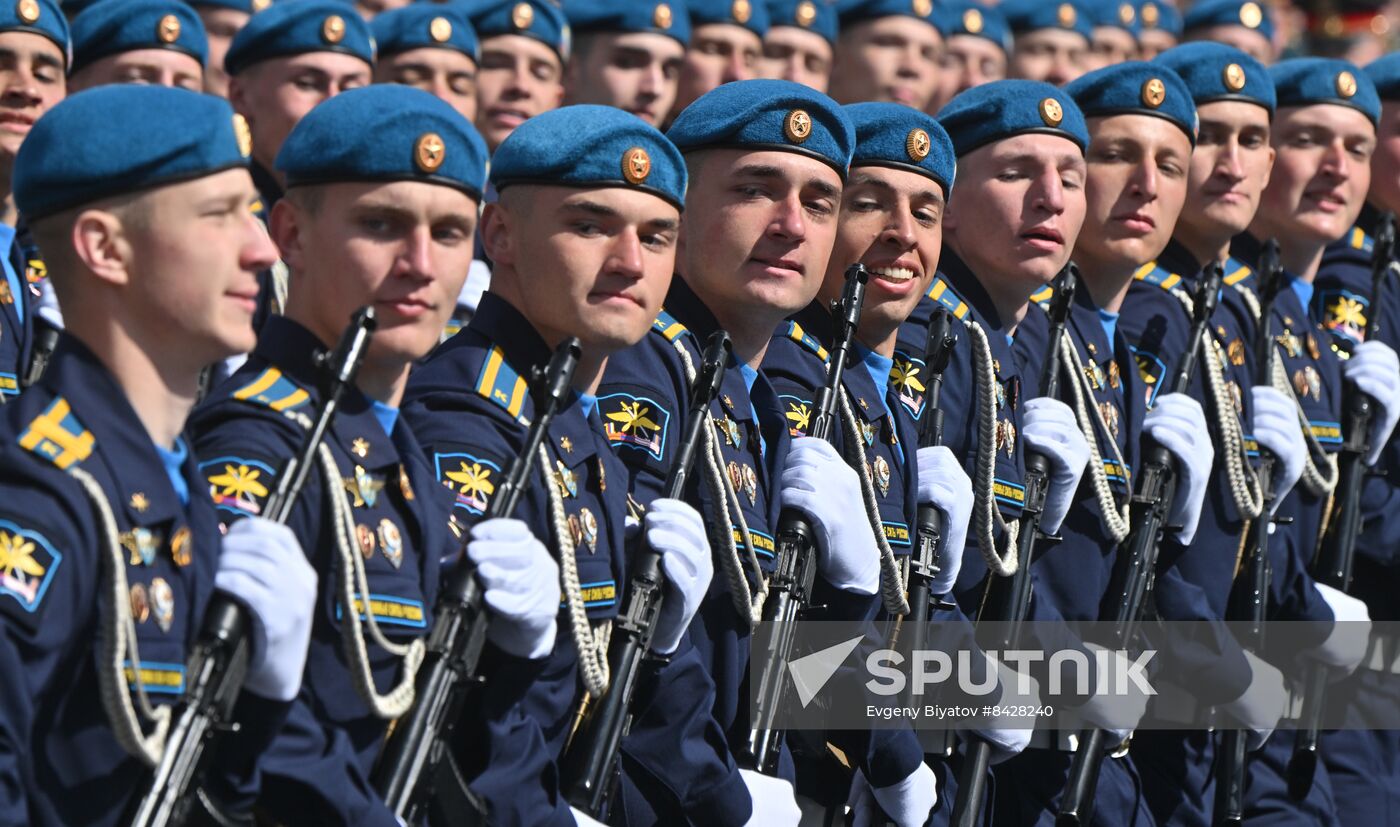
[1029,285,1054,309]
[651,309,689,343]
[473,346,530,419]
[926,276,970,320]
[1350,225,1374,253]
[18,396,95,470]
[1222,258,1253,287]
[783,321,829,362]
[232,367,312,414]
[1134,261,1185,293]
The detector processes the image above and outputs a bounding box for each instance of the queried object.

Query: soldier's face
[1186,27,1273,65]
[945,134,1086,298]
[376,48,480,123]
[1254,104,1375,250]
[483,186,680,355]
[671,24,763,120]
[229,53,371,172]
[125,168,275,361]
[933,35,1007,111]
[1078,114,1192,274]
[474,34,564,151]
[566,32,685,126]
[194,5,250,98]
[1084,27,1137,73]
[1136,30,1177,60]
[828,17,943,110]
[1370,101,1400,216]
[824,166,945,346]
[69,49,204,93]
[1180,101,1274,246]
[275,181,478,368]
[0,31,65,163]
[680,149,842,329]
[760,26,833,93]
[1010,30,1087,86]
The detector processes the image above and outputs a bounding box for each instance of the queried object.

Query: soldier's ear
[480,201,513,266]
[268,199,304,273]
[71,208,132,289]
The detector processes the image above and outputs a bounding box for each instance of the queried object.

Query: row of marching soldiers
[2,2,1400,827]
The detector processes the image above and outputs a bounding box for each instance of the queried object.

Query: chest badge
[556,460,579,498]
[121,528,161,567]
[170,526,192,567]
[378,519,404,569]
[345,465,384,508]
[872,456,891,497]
[150,577,175,633]
[571,507,599,554]
[742,464,758,506]
[357,523,376,560]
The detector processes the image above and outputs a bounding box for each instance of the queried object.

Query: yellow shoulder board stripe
[1351,226,1369,250]
[1134,261,1181,292]
[926,277,970,320]
[1223,264,1252,287]
[233,367,312,413]
[651,309,688,342]
[784,321,829,362]
[18,396,95,470]
[1029,285,1054,308]
[475,346,529,419]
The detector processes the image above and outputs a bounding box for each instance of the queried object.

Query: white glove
[645,498,713,655]
[570,806,607,827]
[845,762,937,827]
[467,518,561,660]
[739,769,801,827]
[959,659,1035,763]
[1020,397,1090,535]
[1218,650,1287,751]
[216,517,317,702]
[916,446,972,595]
[1309,583,1371,675]
[780,437,880,595]
[1142,393,1214,544]
[1343,340,1400,465]
[1251,386,1306,514]
[1075,643,1150,743]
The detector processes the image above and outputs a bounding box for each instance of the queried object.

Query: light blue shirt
[738,362,767,458]
[1290,274,1315,312]
[1098,308,1119,356]
[155,438,190,506]
[0,223,21,318]
[579,392,597,419]
[371,400,399,436]
[857,345,900,466]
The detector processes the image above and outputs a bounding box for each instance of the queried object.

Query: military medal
[1098,401,1121,443]
[122,528,160,566]
[150,577,174,633]
[170,526,192,567]
[1228,339,1246,366]
[579,507,599,553]
[728,461,743,494]
[130,583,150,624]
[378,519,404,569]
[742,464,758,506]
[556,460,578,498]
[995,380,1008,410]
[597,458,607,492]
[1084,362,1104,390]
[1306,333,1320,360]
[398,465,415,501]
[873,456,891,497]
[861,421,875,446]
[995,419,1016,457]
[1107,359,1121,389]
[1230,381,1244,414]
[357,524,376,559]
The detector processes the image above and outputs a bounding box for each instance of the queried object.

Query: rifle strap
[1058,332,1131,543]
[837,388,908,615]
[966,320,1019,577]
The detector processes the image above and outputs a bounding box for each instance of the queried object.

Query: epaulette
[18,396,95,471]
[1222,258,1253,287]
[783,320,829,362]
[1349,225,1374,253]
[1029,285,1054,309]
[651,308,689,342]
[473,346,529,419]
[231,367,313,414]
[926,276,970,320]
[1134,261,1185,293]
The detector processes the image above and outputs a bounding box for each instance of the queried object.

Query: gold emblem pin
[622,146,651,185]
[130,492,150,513]
[913,0,932,16]
[430,16,452,43]
[796,0,817,26]
[232,113,252,159]
[1039,97,1064,127]
[1057,3,1077,27]
[157,14,181,44]
[323,14,346,44]
[906,128,931,162]
[15,0,39,25]
[1240,1,1263,28]
[1224,62,1246,91]
[1141,2,1160,27]
[251,0,270,10]
[1119,3,1135,24]
[963,7,984,32]
[1337,70,1358,98]
[171,526,193,567]
[732,0,752,23]
[352,437,369,458]
[784,108,812,143]
[512,2,534,30]
[654,2,673,29]
[415,132,446,173]
[1142,77,1166,108]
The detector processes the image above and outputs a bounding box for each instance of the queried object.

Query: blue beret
[1066,61,1196,144]
[932,1,1011,53]
[1000,0,1092,41]
[1155,42,1274,112]
[1270,57,1379,126]
[667,78,854,177]
[844,102,955,196]
[0,0,69,65]
[224,0,373,76]
[1086,0,1139,36]
[1137,0,1181,37]
[373,5,479,61]
[276,85,488,200]
[566,0,691,47]
[685,0,768,36]
[15,85,250,220]
[490,105,687,209]
[836,0,937,29]
[470,0,571,62]
[1364,53,1400,102]
[765,0,838,45]
[184,0,274,12]
[938,79,1089,156]
[72,0,207,74]
[1182,0,1273,42]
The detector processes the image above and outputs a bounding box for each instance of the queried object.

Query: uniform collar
[1358,200,1386,238]
[1156,237,1205,281]
[941,249,1013,333]
[663,275,724,341]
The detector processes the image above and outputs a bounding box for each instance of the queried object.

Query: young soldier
[469,0,569,152]
[372,3,480,122]
[826,0,944,112]
[564,0,690,128]
[1134,0,1180,60]
[760,0,836,93]
[188,87,495,826]
[1083,0,1139,72]
[67,0,206,92]
[668,0,768,124]
[1181,0,1276,65]
[0,84,314,827]
[403,104,714,827]
[928,1,1010,113]
[1000,0,1090,87]
[187,0,268,97]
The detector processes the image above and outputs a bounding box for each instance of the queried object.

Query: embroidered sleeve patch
[200,456,277,518]
[1321,289,1369,348]
[0,519,62,614]
[1132,347,1167,407]
[778,393,814,437]
[891,350,928,419]
[435,451,503,518]
[599,391,672,462]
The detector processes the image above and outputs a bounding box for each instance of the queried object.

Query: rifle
[372,337,583,824]
[951,265,1077,827]
[562,330,733,815]
[127,307,378,827]
[746,264,869,775]
[1287,211,1398,799]
[1057,262,1225,826]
